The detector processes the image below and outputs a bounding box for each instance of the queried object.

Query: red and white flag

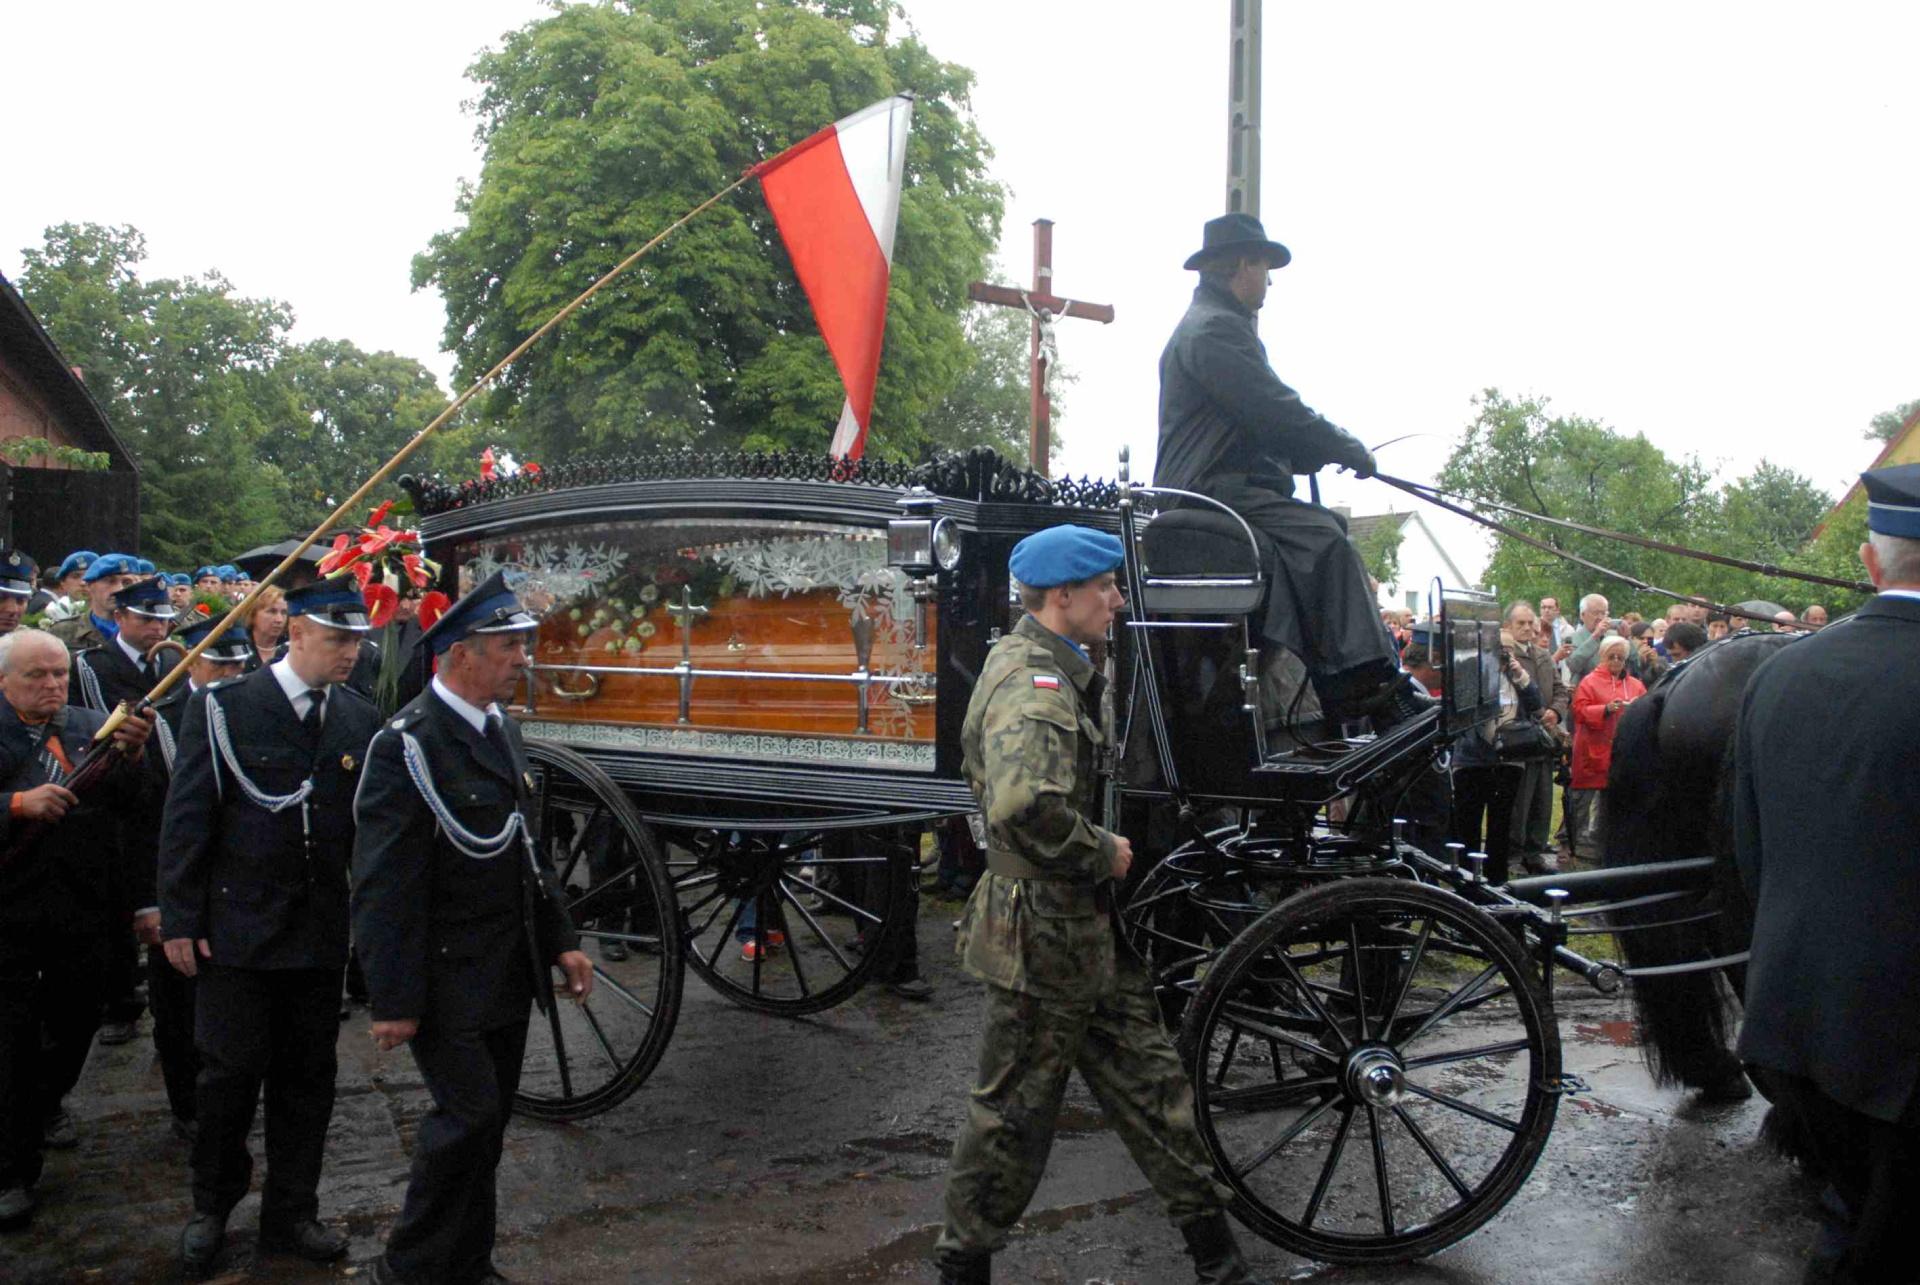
[751,95,913,460]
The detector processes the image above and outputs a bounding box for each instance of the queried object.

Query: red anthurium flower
[402,553,429,589]
[363,582,399,629]
[351,561,375,590]
[317,532,354,575]
[194,603,211,617]
[417,591,451,632]
[367,500,393,527]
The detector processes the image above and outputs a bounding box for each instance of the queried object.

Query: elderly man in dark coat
[1734,462,1920,1284]
[1157,214,1422,729]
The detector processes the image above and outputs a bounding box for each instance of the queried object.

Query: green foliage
[15,223,448,566]
[1353,518,1403,589]
[1439,389,1865,615]
[926,306,1069,465]
[0,437,110,471]
[1868,397,1919,442]
[411,0,1006,464]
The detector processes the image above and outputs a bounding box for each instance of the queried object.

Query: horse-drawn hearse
[400,445,1738,1265]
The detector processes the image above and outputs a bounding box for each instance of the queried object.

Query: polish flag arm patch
[1031,674,1061,689]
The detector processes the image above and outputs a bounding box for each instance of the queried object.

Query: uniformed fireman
[934,525,1266,1285]
[352,569,590,1285]
[158,578,380,1277]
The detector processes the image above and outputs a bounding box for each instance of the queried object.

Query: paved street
[2,895,1820,1285]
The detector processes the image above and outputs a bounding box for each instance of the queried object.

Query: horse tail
[1600,685,1744,1089]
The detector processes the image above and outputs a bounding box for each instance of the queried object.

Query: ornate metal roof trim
[400,445,1119,516]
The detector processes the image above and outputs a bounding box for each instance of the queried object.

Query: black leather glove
[1346,447,1377,480]
[1331,433,1376,480]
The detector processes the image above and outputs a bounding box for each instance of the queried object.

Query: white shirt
[269,657,329,726]
[1878,588,1920,604]
[115,632,149,671]
[431,675,501,733]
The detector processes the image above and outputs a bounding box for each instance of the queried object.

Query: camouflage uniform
[936,614,1229,1263]
[47,612,109,653]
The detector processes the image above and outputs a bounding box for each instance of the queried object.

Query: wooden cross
[966,219,1114,476]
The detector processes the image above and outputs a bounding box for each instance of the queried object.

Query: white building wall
[1371,510,1487,615]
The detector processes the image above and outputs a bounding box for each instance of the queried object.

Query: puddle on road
[1572,1019,1641,1047]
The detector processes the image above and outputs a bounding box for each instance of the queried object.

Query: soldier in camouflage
[933,525,1270,1285]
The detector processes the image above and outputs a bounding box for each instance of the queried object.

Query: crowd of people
[1388,591,1832,877]
[0,544,564,1285]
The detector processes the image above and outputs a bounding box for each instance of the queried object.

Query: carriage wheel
[515,741,685,1122]
[1181,878,1559,1264]
[667,825,911,1016]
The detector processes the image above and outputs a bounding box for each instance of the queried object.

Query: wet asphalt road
[1,892,1821,1285]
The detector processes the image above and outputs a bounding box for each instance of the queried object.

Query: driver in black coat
[353,570,589,1285]
[1157,214,1423,731]
[1734,462,1920,1285]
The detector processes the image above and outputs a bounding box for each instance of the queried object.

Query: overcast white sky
[6,2,1917,579]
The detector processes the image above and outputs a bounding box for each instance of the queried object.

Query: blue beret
[167,572,191,587]
[1009,524,1125,589]
[1863,463,1920,539]
[57,550,98,580]
[83,552,137,582]
[194,566,221,580]
[219,565,242,581]
[132,558,155,575]
[421,569,538,655]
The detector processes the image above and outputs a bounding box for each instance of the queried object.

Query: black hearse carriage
[407,446,1720,1265]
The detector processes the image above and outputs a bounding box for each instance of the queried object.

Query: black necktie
[303,687,327,739]
[484,712,512,762]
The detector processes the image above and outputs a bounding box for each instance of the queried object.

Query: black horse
[1598,630,1799,1100]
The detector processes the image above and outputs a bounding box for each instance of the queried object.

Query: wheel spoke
[1399,963,1501,1049]
[783,871,885,926]
[772,888,811,999]
[1218,1002,1339,1064]
[1228,1090,1341,1179]
[1347,919,1369,1043]
[1367,1105,1395,1236]
[1381,916,1433,1032]
[557,803,602,888]
[1392,1104,1473,1201]
[778,878,857,974]
[544,991,575,1100]
[1208,1075,1338,1112]
[565,857,654,919]
[1213,1024,1245,1088]
[576,1000,623,1070]
[1401,1078,1522,1133]
[1402,1039,1533,1071]
[1302,1104,1356,1228]
[1274,946,1352,1053]
[704,898,750,971]
[591,963,656,1020]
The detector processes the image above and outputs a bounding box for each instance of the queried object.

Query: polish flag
[752,95,913,461]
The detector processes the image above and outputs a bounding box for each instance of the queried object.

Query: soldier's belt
[985,847,1056,881]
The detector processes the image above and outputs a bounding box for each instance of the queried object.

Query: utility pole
[1227,0,1262,217]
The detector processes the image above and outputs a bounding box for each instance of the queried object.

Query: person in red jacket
[1567,634,1646,860]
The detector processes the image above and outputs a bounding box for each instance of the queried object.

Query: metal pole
[1227,0,1263,217]
[1029,218,1054,474]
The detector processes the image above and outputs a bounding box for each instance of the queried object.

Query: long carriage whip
[86,171,756,745]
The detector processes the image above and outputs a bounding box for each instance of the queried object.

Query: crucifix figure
[966,219,1114,476]
[667,586,709,724]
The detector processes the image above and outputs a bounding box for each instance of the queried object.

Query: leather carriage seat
[1137,508,1269,615]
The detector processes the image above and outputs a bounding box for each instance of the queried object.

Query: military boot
[1181,1212,1271,1284]
[934,1249,990,1284]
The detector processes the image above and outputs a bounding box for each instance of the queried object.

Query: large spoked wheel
[668,825,912,1015]
[516,741,685,1122]
[1181,878,1559,1264]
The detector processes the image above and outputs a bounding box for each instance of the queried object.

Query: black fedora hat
[1183,213,1292,271]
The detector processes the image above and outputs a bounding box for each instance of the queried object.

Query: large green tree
[17,223,448,565]
[1868,397,1919,442]
[1437,389,1863,615]
[412,0,1005,464]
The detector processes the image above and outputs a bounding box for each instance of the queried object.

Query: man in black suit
[71,574,178,1048]
[353,571,590,1285]
[158,579,380,1277]
[142,616,253,1146]
[0,629,153,1231]
[1734,462,1920,1285]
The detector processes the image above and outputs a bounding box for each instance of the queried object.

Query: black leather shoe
[42,1108,77,1150]
[259,1217,349,1262]
[888,977,934,1001]
[371,1256,428,1285]
[1182,1212,1271,1284]
[179,1211,226,1278]
[935,1250,991,1284]
[98,1019,139,1046]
